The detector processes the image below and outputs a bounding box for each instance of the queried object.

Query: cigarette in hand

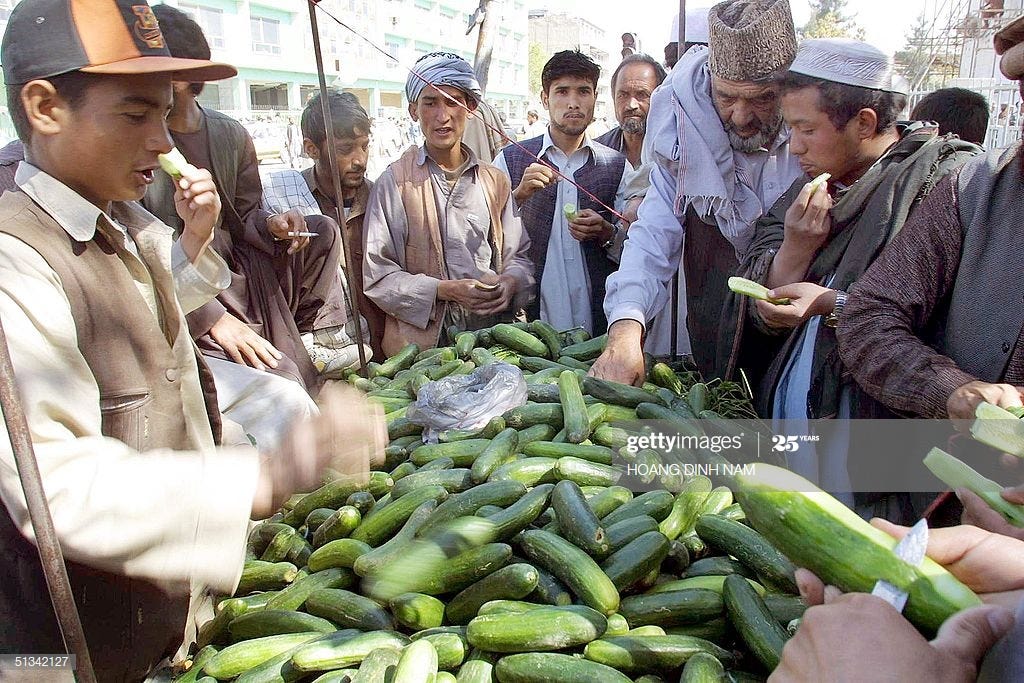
[287,231,318,238]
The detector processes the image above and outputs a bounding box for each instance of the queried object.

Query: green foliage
[800,0,866,40]
[528,42,549,97]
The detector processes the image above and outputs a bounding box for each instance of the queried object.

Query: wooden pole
[670,0,686,361]
[473,0,496,95]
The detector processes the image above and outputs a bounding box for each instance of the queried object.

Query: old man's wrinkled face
[711,76,784,153]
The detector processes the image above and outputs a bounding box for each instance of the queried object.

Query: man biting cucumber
[0,2,386,679]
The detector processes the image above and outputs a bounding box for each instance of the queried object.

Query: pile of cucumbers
[176,325,804,682]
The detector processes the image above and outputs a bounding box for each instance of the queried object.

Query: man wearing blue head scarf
[363,52,534,356]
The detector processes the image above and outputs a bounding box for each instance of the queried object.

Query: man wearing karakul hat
[840,18,1024,431]
[592,0,803,384]
[720,37,980,519]
[362,52,534,356]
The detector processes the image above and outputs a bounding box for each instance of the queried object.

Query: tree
[894,12,959,91]
[528,42,549,98]
[801,0,866,41]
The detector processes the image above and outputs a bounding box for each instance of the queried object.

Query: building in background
[0,0,529,142]
[527,8,613,121]
[898,0,1022,147]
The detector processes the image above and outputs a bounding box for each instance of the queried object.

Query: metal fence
[910,80,1023,150]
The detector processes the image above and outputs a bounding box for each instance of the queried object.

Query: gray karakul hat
[708,0,797,82]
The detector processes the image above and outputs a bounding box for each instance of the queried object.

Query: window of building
[251,16,281,55]
[385,38,402,68]
[178,3,225,48]
[196,83,221,110]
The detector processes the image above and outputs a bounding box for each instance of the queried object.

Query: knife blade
[871,518,929,613]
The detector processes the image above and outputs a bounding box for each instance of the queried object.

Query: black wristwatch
[601,224,620,250]
[824,290,848,328]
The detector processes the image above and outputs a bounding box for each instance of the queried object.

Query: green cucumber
[390,592,446,631]
[456,649,497,683]
[411,440,492,467]
[492,324,549,357]
[419,632,467,670]
[467,605,607,652]
[308,539,373,572]
[600,530,670,591]
[560,334,607,361]
[516,424,558,445]
[283,475,373,527]
[583,635,733,674]
[389,461,418,482]
[680,651,727,683]
[204,632,323,680]
[551,480,608,555]
[229,610,337,641]
[260,528,297,562]
[660,476,713,540]
[583,376,660,408]
[764,593,808,624]
[391,468,475,499]
[312,506,362,548]
[556,355,592,371]
[503,403,563,430]
[618,589,724,628]
[306,588,393,631]
[559,370,591,443]
[291,630,410,672]
[685,556,757,579]
[265,568,354,612]
[350,485,449,546]
[555,456,621,487]
[601,515,660,558]
[236,560,298,594]
[664,618,730,644]
[521,441,615,464]
[374,343,420,378]
[486,483,554,540]
[650,362,684,395]
[488,457,558,486]
[352,500,437,577]
[734,464,983,633]
[694,514,798,594]
[601,490,675,526]
[472,428,521,483]
[516,529,620,615]
[417,480,527,537]
[198,598,247,647]
[349,647,398,682]
[528,563,574,606]
[494,652,630,683]
[446,563,540,625]
[722,574,788,671]
[304,508,338,533]
[647,575,765,596]
[530,320,563,359]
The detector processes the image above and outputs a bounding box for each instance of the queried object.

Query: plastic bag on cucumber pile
[407,362,527,443]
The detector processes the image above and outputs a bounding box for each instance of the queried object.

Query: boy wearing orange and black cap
[0,2,385,679]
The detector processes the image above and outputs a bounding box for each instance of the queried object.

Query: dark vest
[0,192,206,682]
[503,135,626,334]
[939,142,1024,382]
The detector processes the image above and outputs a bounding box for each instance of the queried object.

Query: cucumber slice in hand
[727,277,791,305]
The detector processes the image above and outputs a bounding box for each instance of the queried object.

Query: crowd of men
[1,0,1024,679]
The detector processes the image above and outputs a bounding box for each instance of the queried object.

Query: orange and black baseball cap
[1,0,237,84]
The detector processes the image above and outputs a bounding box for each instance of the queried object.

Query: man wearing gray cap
[592,0,802,385]
[722,38,979,510]
[840,17,1024,431]
[362,52,533,356]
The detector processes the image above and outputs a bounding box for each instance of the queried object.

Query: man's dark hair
[152,4,210,96]
[911,87,989,145]
[541,50,601,92]
[610,54,667,92]
[301,90,371,147]
[779,72,908,134]
[6,71,99,143]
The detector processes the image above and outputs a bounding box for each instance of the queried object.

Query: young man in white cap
[722,37,979,518]
[592,0,802,382]
[362,52,534,356]
[0,1,385,677]
[839,17,1024,430]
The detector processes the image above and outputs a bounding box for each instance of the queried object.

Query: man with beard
[494,50,632,336]
[597,54,667,169]
[722,38,978,516]
[591,0,801,382]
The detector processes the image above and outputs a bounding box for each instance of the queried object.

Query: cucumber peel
[727,277,791,305]
[158,147,198,180]
[923,447,1024,527]
[734,464,981,634]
